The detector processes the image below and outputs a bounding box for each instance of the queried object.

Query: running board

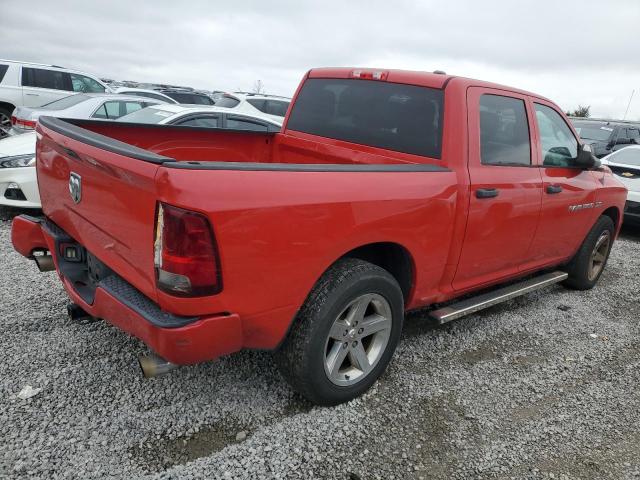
[429,271,568,324]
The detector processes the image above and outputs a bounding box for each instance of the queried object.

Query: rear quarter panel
[155,167,458,349]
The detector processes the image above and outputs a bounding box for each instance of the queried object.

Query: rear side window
[0,64,8,83]
[93,101,145,119]
[247,99,266,112]
[265,100,289,117]
[174,115,219,128]
[479,94,531,166]
[286,78,444,158]
[534,103,578,167]
[22,67,70,91]
[226,117,269,131]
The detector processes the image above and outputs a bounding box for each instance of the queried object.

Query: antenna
[623,89,635,120]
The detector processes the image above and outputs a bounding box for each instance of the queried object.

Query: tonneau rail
[38,116,173,164]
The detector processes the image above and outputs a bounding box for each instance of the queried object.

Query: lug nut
[352,341,358,347]
[343,330,348,336]
[358,328,364,334]
[343,342,348,348]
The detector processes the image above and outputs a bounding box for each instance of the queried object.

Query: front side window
[534,103,578,167]
[287,78,444,158]
[70,74,105,93]
[629,128,640,141]
[479,94,531,166]
[22,67,69,91]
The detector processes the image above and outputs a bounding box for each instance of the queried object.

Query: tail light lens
[154,203,222,296]
[11,116,36,130]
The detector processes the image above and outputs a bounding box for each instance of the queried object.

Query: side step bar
[429,271,568,324]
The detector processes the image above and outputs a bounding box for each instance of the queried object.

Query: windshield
[608,147,640,167]
[40,94,90,110]
[572,122,613,142]
[117,107,174,124]
[164,92,214,105]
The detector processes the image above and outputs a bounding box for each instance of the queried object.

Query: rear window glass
[117,107,173,124]
[215,96,240,108]
[0,64,8,83]
[40,94,90,110]
[286,78,444,158]
[164,92,214,105]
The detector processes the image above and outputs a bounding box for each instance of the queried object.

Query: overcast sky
[2,0,639,119]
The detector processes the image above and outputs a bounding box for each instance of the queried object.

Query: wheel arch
[601,206,620,232]
[0,101,16,114]
[339,241,415,305]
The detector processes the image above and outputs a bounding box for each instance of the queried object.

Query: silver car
[9,93,164,134]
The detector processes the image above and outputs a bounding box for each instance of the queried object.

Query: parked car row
[0,59,292,209]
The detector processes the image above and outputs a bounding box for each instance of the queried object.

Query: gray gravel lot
[1,205,639,480]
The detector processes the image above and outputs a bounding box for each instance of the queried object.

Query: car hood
[0,131,36,157]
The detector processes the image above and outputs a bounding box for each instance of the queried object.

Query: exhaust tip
[34,254,55,272]
[138,354,178,378]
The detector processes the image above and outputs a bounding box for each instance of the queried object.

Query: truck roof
[307,67,552,103]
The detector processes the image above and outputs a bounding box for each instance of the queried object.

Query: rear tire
[563,215,615,290]
[275,258,404,406]
[0,106,12,138]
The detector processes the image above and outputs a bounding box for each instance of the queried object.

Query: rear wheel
[0,106,12,138]
[563,215,615,290]
[275,258,404,406]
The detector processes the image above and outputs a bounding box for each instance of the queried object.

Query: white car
[113,87,178,104]
[0,131,38,208]
[0,94,163,208]
[600,146,640,226]
[117,103,282,131]
[0,59,110,136]
[215,93,291,123]
[10,93,164,134]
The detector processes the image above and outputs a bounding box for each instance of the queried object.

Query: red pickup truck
[12,68,626,405]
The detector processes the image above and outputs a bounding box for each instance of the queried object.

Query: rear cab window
[286,78,444,158]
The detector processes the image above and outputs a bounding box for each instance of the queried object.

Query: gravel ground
[1,205,639,480]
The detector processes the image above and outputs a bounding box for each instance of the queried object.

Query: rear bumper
[11,214,243,365]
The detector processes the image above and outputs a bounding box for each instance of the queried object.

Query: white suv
[214,93,291,122]
[0,59,110,134]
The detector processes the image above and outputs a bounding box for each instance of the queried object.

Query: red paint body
[12,68,627,365]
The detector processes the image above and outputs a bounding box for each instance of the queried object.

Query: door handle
[546,185,563,194]
[25,93,40,96]
[476,188,499,199]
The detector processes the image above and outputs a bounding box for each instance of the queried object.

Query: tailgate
[36,116,169,301]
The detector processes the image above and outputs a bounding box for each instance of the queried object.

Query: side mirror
[575,143,601,169]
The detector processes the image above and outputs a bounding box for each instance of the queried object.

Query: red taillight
[350,70,388,81]
[11,116,36,130]
[154,203,221,296]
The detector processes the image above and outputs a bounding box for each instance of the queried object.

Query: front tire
[563,215,615,290]
[275,258,404,406]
